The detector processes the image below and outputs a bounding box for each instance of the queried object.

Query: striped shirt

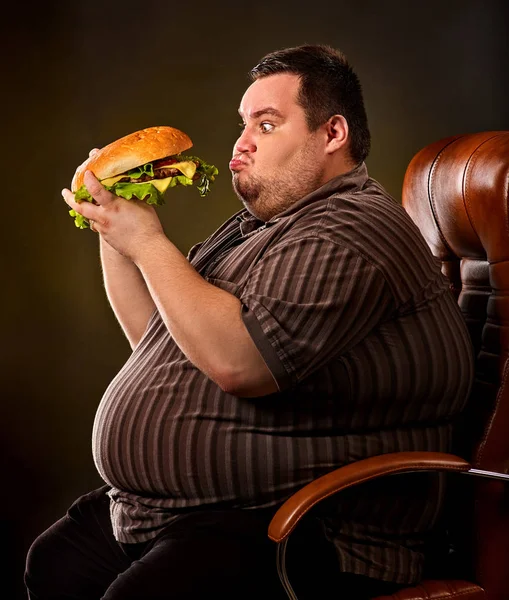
[92,163,474,583]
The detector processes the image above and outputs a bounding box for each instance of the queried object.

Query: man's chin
[232,175,260,206]
[232,189,263,219]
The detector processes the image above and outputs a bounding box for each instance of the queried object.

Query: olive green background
[2,1,508,596]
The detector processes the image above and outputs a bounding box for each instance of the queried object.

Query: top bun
[71,126,193,191]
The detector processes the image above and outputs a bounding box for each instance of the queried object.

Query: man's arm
[134,234,279,397]
[100,237,156,349]
[81,147,155,349]
[62,172,279,397]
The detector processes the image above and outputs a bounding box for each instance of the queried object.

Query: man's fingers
[61,187,84,212]
[89,147,100,157]
[83,170,114,206]
[61,188,81,210]
[61,188,99,222]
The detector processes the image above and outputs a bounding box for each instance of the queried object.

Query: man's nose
[234,128,256,154]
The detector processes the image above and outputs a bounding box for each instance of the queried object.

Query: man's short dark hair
[249,45,371,164]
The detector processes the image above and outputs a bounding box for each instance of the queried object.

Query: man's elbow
[218,367,279,398]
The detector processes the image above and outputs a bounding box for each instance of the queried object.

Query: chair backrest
[402,131,509,599]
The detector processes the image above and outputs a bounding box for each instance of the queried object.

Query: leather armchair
[268,132,509,600]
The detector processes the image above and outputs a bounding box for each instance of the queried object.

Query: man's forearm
[134,234,278,397]
[100,237,156,348]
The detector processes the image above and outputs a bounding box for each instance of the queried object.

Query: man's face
[230,73,327,222]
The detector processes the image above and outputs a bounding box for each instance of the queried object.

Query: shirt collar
[236,162,369,234]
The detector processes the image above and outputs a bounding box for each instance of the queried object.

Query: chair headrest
[402,132,509,263]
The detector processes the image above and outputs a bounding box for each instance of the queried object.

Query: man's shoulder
[327,177,401,216]
[321,178,423,244]
[284,179,407,241]
[282,178,443,288]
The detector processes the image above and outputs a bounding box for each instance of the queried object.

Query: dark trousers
[25,486,403,599]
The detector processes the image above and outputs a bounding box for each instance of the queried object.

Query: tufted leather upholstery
[268,132,509,600]
[400,131,509,600]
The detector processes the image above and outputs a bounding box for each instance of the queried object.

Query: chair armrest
[268,451,470,543]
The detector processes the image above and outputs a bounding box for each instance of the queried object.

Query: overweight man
[26,44,474,600]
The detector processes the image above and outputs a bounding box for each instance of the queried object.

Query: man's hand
[62,168,278,396]
[62,170,165,262]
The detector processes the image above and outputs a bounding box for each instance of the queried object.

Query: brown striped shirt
[92,163,473,584]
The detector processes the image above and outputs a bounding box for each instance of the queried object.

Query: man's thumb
[83,170,108,200]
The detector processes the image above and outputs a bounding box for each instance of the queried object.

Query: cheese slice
[100,161,197,187]
[155,160,197,179]
[150,177,173,193]
[101,174,125,186]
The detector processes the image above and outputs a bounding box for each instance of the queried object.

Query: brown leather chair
[268,131,509,600]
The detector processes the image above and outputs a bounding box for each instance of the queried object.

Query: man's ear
[324,114,349,154]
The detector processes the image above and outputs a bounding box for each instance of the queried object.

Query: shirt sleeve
[186,241,204,262]
[239,235,392,392]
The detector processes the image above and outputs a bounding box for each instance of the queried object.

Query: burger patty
[117,161,201,183]
[130,168,182,182]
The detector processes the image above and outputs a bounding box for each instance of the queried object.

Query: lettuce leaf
[125,163,155,179]
[177,154,219,197]
[69,182,164,228]
[68,209,91,229]
[69,154,218,229]
[168,174,194,188]
[112,182,164,205]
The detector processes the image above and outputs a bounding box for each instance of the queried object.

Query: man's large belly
[91,353,347,506]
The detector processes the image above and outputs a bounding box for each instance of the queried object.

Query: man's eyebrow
[238,107,284,120]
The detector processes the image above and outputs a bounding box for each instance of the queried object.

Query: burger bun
[71,126,193,192]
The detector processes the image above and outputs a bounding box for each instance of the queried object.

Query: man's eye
[260,122,274,133]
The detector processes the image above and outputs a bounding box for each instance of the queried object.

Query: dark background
[2,1,508,597]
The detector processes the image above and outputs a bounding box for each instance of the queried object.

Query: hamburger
[69,126,219,229]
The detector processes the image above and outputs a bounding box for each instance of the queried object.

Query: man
[26,45,474,599]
